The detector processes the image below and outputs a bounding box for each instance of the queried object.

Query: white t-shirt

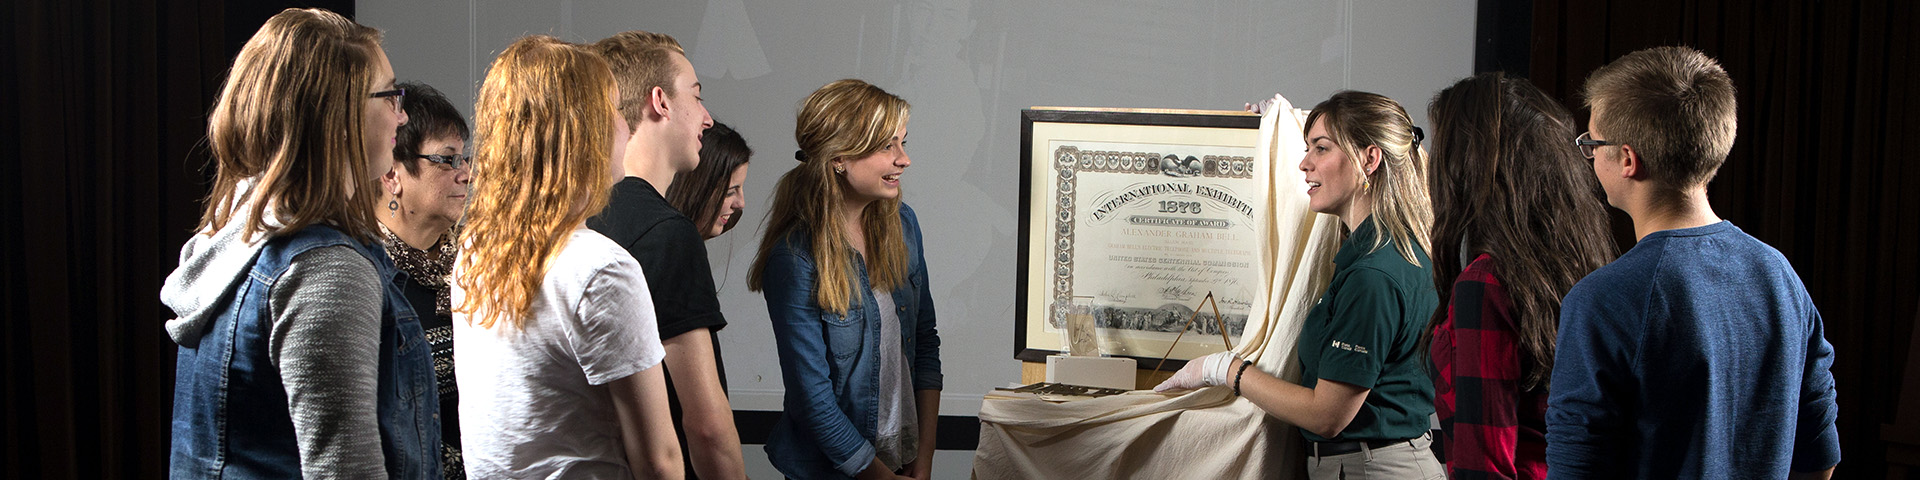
[872,286,919,469]
[452,227,666,478]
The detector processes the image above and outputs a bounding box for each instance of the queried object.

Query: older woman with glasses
[375,80,473,478]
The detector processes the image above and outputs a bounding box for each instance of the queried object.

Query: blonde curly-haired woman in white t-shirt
[452,35,680,480]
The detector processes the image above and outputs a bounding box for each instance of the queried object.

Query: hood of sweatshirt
[162,180,276,347]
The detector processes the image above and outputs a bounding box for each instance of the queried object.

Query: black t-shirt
[585,177,729,478]
[588,177,729,340]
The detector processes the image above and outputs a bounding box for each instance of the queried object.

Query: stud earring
[834,166,846,174]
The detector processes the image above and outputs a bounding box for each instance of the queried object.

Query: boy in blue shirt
[1547,46,1841,479]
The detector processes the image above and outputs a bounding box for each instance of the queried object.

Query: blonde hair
[457,35,619,329]
[198,8,385,242]
[591,31,685,130]
[1582,46,1738,193]
[748,79,910,314]
[1304,91,1434,265]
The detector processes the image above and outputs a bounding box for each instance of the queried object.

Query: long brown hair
[456,36,619,329]
[1425,72,1617,390]
[1303,91,1433,265]
[198,8,385,242]
[747,79,909,314]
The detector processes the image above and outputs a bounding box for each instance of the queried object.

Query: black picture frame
[1014,108,1263,371]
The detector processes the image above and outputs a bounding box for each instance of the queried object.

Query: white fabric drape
[974,95,1344,479]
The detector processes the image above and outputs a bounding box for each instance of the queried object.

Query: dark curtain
[4,1,350,477]
[1514,0,1919,477]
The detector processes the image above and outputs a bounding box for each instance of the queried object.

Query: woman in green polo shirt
[1158,91,1442,479]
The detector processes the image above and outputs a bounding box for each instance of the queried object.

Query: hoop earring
[387,199,399,212]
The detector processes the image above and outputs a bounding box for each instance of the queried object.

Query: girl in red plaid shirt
[1422,73,1616,479]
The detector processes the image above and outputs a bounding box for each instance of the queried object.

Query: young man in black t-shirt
[585,31,744,479]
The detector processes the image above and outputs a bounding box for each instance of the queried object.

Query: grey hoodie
[161,182,275,347]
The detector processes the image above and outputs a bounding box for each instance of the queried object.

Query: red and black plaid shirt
[1429,254,1548,480]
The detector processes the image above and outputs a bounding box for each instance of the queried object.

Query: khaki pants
[1305,433,1445,480]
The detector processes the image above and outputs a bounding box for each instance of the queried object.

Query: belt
[1308,438,1412,457]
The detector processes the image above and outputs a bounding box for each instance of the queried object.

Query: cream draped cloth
[973,94,1344,479]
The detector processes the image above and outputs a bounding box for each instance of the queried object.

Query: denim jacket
[762,204,942,478]
[167,224,440,478]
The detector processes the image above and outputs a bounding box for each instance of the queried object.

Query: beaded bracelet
[1232,359,1254,396]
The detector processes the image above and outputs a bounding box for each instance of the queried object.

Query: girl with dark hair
[668,121,752,239]
[1423,72,1616,479]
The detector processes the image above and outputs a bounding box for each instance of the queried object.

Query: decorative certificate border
[1016,108,1263,370]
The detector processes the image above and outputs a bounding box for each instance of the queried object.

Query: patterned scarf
[378,223,457,317]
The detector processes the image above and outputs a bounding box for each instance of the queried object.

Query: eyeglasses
[1575,131,1620,159]
[418,154,471,170]
[371,88,406,112]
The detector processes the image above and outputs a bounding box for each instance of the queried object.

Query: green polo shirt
[1296,216,1438,442]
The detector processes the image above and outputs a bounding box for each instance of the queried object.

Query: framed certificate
[1016,107,1266,370]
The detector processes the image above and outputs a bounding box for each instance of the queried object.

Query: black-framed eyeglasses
[1575,131,1620,159]
[418,154,470,170]
[371,88,406,111]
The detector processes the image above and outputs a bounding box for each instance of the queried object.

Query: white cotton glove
[1153,351,1240,392]
[1244,97,1279,115]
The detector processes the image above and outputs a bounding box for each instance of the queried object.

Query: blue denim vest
[169,225,440,479]
[762,205,943,478]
